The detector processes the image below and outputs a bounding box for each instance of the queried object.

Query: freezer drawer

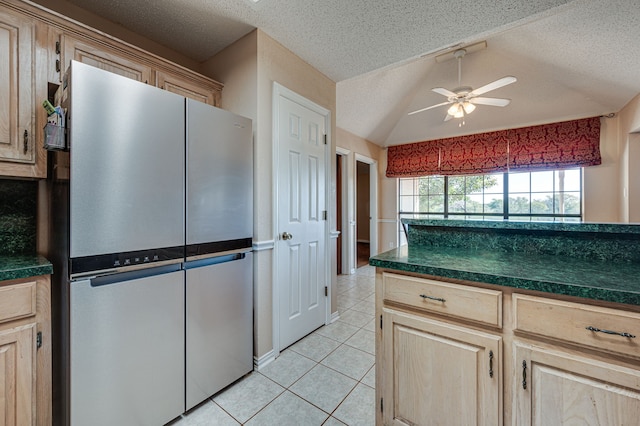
[70,266,185,426]
[186,252,253,410]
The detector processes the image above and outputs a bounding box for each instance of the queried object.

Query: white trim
[252,240,275,251]
[378,219,398,223]
[330,311,340,323]
[272,82,332,356]
[254,350,276,370]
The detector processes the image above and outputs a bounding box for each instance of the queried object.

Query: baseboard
[254,349,276,370]
[330,311,340,323]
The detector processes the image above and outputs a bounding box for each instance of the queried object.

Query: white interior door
[276,86,328,350]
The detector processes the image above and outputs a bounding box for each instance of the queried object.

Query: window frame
[398,169,583,221]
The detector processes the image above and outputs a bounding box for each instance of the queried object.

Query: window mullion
[444,176,449,219]
[503,172,508,220]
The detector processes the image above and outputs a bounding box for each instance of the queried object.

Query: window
[398,169,582,244]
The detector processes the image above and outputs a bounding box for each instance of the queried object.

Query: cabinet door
[156,70,217,106]
[0,11,35,165]
[0,324,35,425]
[514,342,640,425]
[382,308,502,426]
[62,35,152,83]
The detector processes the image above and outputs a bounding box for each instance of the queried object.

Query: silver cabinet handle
[281,232,293,240]
[586,326,636,339]
[419,294,445,303]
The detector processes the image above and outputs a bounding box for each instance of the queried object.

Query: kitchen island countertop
[371,245,640,305]
[370,219,640,306]
[0,255,53,282]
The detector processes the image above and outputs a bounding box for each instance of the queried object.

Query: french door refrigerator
[49,61,254,426]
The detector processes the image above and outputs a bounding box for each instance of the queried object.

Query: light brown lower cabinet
[381,308,502,426]
[514,342,640,425]
[0,275,51,425]
[376,270,640,426]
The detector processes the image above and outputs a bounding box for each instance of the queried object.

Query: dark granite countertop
[370,245,640,306]
[0,255,53,282]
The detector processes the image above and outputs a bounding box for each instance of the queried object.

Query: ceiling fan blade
[444,113,454,122]
[470,76,516,96]
[470,97,511,107]
[408,101,451,116]
[432,87,457,98]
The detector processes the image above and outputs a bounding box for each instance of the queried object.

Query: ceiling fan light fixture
[448,103,461,117]
[448,101,475,118]
[463,101,476,114]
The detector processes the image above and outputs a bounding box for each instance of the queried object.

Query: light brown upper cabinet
[61,35,153,84]
[0,10,46,178]
[156,70,220,106]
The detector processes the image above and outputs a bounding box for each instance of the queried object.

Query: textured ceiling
[38,0,640,147]
[59,0,574,81]
[339,0,640,146]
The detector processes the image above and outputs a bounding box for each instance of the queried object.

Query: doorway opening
[356,160,371,268]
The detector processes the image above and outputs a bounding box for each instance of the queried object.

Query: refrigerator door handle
[184,252,248,270]
[87,263,183,287]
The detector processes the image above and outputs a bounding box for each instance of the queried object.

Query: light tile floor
[171,265,376,425]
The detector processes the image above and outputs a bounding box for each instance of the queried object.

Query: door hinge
[324,286,328,297]
[36,332,42,349]
[324,134,327,145]
[322,210,327,221]
[380,315,383,329]
[381,397,383,412]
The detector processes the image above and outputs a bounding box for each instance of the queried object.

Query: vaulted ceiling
[35,0,640,147]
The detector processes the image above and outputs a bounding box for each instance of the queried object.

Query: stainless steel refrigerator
[49,61,253,426]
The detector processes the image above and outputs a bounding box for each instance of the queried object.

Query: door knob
[281,232,293,240]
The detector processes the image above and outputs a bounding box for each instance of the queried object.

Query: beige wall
[203,30,336,362]
[615,93,640,223]
[583,116,620,223]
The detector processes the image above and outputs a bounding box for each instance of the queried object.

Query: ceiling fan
[409,48,517,123]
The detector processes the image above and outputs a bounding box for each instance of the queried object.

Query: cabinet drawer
[513,294,640,358]
[382,272,502,327]
[0,281,37,323]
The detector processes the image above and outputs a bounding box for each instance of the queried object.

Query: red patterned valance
[386,117,601,178]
